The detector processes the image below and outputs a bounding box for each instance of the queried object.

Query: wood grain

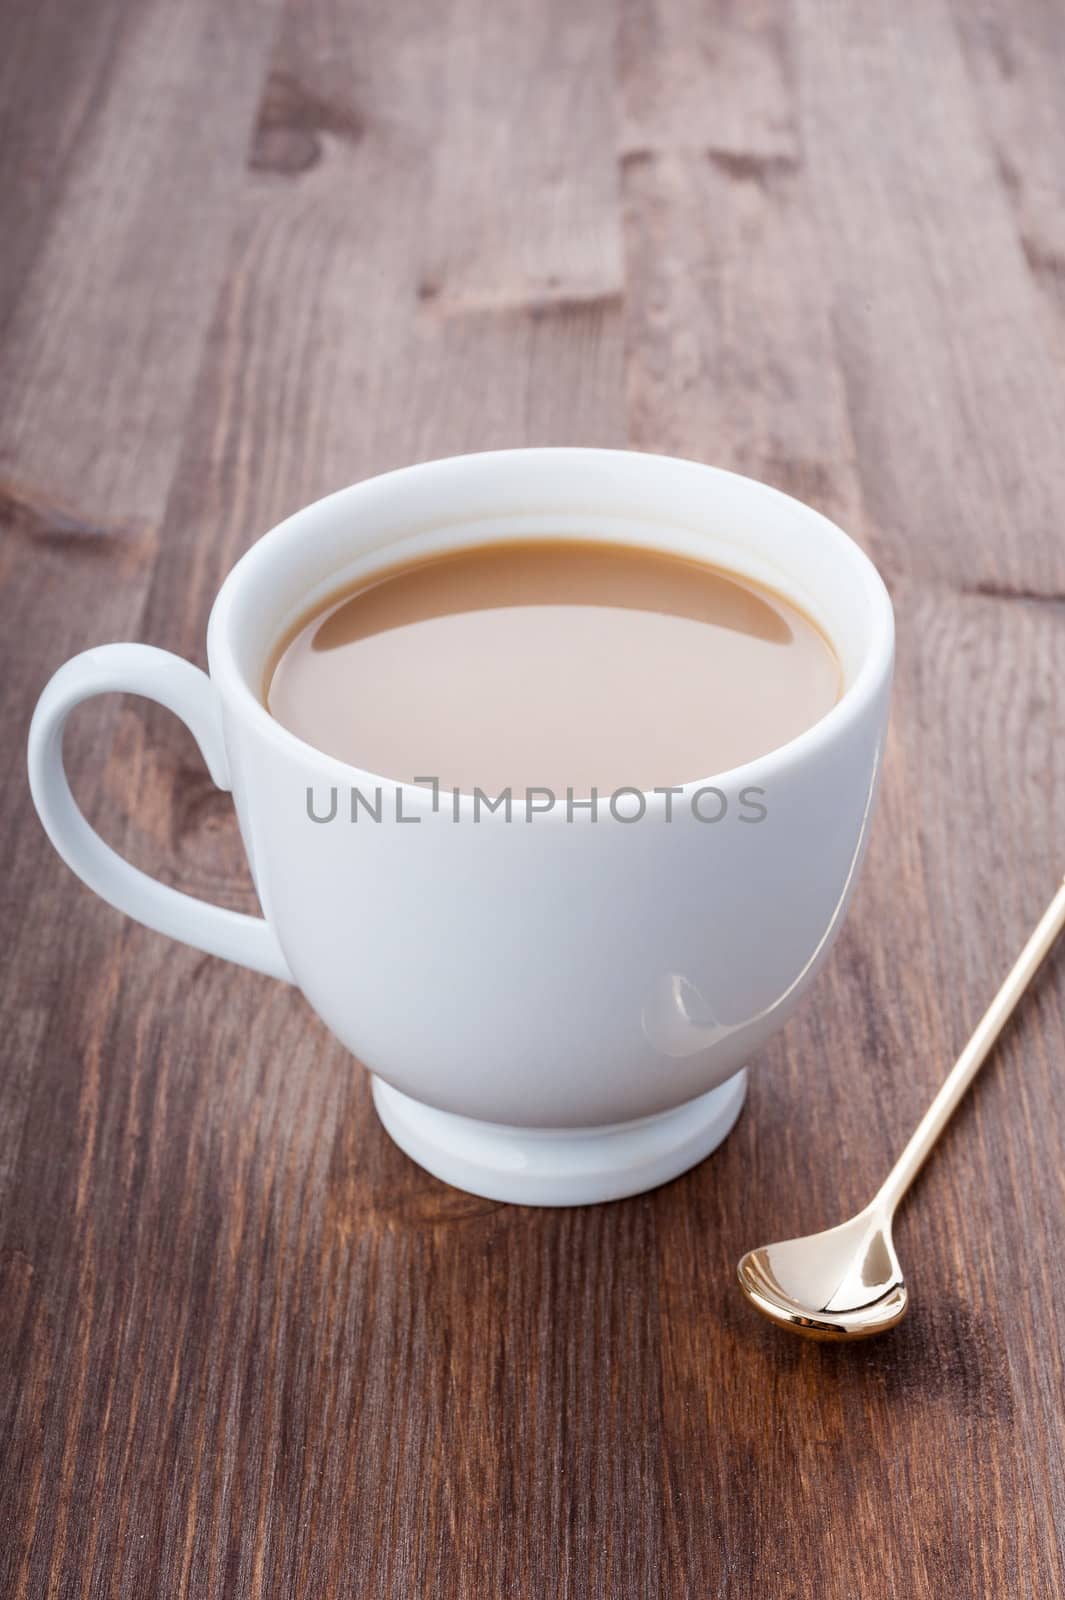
[2,0,1064,1595]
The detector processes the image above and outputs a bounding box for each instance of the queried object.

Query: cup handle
[27,643,293,981]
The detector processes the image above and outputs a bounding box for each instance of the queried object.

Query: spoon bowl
[737,1207,907,1340]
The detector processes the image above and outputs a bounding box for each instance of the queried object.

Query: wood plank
[621,144,865,534]
[794,0,1065,595]
[619,0,799,164]
[950,0,1065,337]
[0,1,288,1593]
[0,0,134,332]
[0,0,283,519]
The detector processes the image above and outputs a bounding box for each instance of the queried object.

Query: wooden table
[3,2,1064,1594]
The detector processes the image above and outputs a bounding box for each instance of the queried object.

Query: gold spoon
[738,877,1065,1340]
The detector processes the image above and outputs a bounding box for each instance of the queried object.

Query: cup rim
[207,447,894,814]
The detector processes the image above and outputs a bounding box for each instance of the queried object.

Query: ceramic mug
[28,448,894,1205]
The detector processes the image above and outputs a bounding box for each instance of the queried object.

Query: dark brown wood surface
[3,1,1064,1594]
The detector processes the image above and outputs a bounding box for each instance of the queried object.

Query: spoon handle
[874,876,1065,1216]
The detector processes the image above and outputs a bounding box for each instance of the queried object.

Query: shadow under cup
[207,449,894,1204]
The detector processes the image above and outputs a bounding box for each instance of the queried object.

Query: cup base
[370,1069,748,1206]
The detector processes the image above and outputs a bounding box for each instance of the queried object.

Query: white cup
[28,449,893,1205]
